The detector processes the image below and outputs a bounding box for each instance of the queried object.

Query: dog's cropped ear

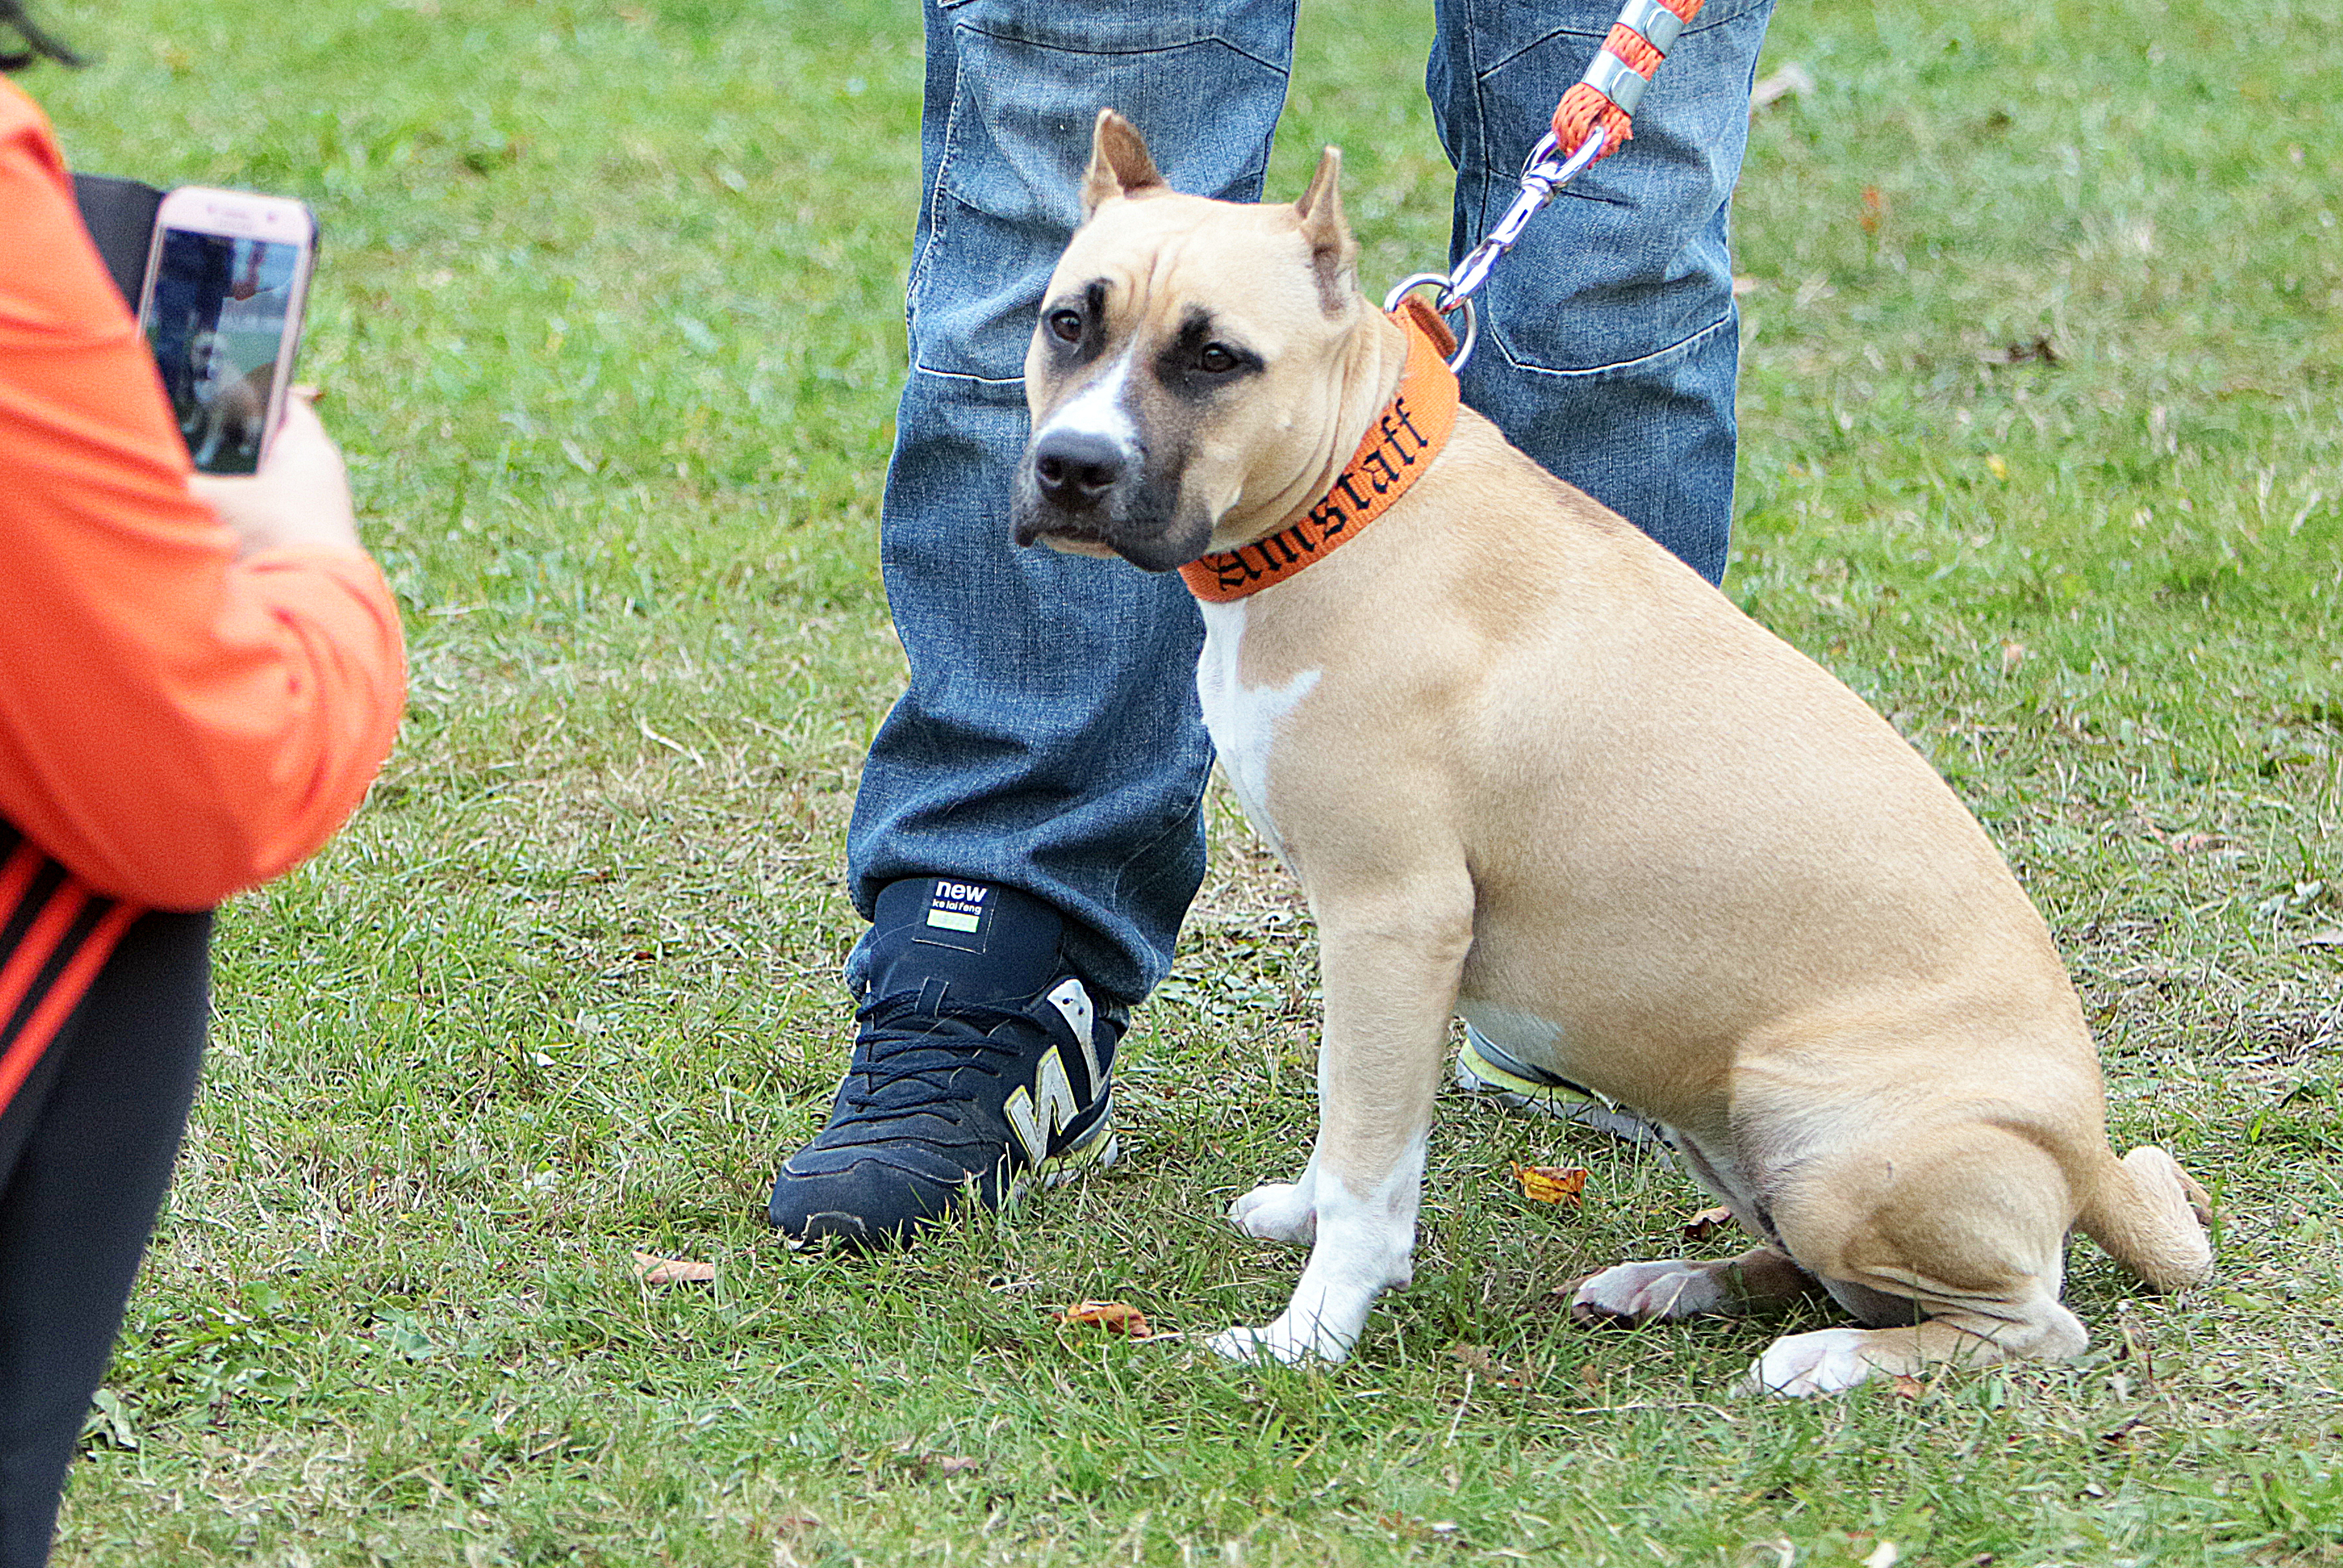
[1294,146,1359,315]
[1082,108,1166,217]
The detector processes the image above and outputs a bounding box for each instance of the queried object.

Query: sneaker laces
[825,994,1048,1129]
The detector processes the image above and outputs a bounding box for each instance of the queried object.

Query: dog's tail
[2075,1145,2213,1291]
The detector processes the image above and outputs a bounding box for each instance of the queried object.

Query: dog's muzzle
[1011,431,1204,572]
[1028,429,1127,513]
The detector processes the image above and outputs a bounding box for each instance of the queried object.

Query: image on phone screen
[142,229,301,475]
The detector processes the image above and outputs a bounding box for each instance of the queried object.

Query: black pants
[0,911,209,1568]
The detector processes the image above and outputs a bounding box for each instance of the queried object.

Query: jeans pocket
[1475,202,1738,379]
[912,0,1294,384]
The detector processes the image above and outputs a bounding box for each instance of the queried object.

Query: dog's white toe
[1748,1327,1879,1397]
[1229,1181,1317,1245]
[1571,1258,1731,1323]
[1206,1325,1283,1364]
[1208,1315,1350,1366]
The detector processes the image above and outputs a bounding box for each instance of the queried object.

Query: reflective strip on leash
[1551,0,1705,170]
[1613,0,1690,57]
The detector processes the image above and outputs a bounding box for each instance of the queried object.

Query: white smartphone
[135,186,317,475]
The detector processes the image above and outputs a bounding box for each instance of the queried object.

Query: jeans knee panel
[1431,0,1773,378]
[911,0,1296,383]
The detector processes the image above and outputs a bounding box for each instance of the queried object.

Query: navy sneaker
[769,877,1121,1247]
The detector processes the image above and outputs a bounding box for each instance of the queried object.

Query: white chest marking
[1033,345,1141,452]
[1195,598,1319,859]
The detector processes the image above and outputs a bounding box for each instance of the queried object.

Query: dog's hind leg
[1210,872,1474,1366]
[1569,1124,1834,1323]
[1746,1124,2094,1396]
[1749,1297,2090,1396]
[1572,1245,1831,1324]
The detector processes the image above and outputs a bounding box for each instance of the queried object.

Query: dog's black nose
[1031,431,1125,509]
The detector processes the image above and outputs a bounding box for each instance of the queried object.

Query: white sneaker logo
[1044,978,1098,1079]
[926,880,989,933]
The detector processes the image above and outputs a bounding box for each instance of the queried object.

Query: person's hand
[187,392,363,560]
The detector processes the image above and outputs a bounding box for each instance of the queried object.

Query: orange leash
[1384,0,1707,369]
[1550,0,1706,166]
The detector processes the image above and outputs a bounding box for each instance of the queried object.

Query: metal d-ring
[1381,271,1477,371]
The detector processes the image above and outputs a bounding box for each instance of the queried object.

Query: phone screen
[141,228,303,475]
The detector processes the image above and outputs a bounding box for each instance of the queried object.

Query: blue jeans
[846,0,1775,1005]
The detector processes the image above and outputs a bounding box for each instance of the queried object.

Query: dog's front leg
[1212,881,1471,1366]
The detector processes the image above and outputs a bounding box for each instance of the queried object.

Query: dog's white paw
[1229,1181,1317,1245]
[1216,1146,1417,1367]
[1207,1314,1354,1367]
[1748,1328,1880,1397]
[1571,1259,1731,1324]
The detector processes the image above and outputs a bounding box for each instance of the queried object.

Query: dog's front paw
[1747,1328,1880,1397]
[1206,1315,1352,1367]
[1229,1181,1317,1245]
[1570,1259,1731,1324]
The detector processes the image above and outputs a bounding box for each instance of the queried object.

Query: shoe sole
[1453,1032,1664,1145]
[780,1116,1118,1247]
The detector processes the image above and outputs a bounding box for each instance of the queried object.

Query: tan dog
[187,356,273,473]
[1010,110,2212,1394]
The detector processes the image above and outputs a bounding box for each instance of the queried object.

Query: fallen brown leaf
[1889,1373,1927,1400]
[2169,832,2225,853]
[1058,1300,1154,1339]
[1682,1205,1736,1242]
[632,1250,717,1285]
[1511,1162,1590,1206]
[1378,1514,1461,1543]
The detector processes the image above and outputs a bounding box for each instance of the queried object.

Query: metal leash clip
[1383,128,1610,372]
[1384,0,1702,371]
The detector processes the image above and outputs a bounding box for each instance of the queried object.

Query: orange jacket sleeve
[0,81,406,910]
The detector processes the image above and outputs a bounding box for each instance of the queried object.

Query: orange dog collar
[1180,297,1459,602]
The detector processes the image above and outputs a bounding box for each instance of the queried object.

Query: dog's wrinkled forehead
[1045,194,1331,358]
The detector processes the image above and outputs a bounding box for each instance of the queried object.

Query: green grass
[25,0,2343,1561]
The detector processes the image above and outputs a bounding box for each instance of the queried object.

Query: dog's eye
[1198,343,1238,374]
[1047,310,1084,343]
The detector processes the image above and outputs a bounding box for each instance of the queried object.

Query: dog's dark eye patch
[1041,279,1112,363]
[1156,306,1261,398]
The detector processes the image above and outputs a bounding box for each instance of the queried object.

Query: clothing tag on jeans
[918,878,993,949]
